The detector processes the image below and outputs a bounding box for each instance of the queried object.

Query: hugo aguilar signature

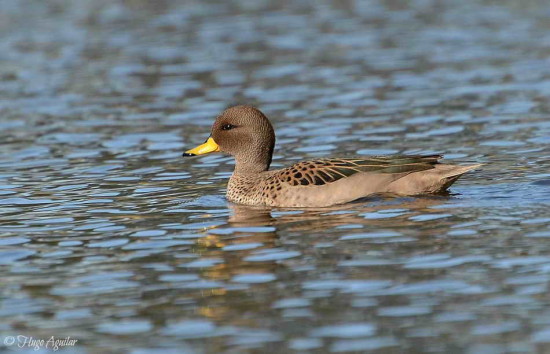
[4,335,78,351]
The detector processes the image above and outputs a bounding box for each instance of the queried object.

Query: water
[1,0,550,352]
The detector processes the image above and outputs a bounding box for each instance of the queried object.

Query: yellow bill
[183,137,220,156]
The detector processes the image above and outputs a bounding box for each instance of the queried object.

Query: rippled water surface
[1,0,550,352]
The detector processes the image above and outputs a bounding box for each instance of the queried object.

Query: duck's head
[183,105,276,173]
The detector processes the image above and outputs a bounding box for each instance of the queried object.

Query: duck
[183,105,482,208]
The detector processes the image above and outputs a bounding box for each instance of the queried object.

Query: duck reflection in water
[188,195,457,298]
[225,195,452,232]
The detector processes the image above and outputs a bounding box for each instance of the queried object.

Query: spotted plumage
[274,156,441,187]
[183,105,482,208]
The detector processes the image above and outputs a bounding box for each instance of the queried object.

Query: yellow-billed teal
[183,105,482,208]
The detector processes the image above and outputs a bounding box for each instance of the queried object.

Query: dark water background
[1,0,550,352]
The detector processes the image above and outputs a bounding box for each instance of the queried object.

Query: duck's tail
[436,164,484,192]
[385,163,483,195]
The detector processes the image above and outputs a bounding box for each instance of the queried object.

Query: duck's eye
[221,124,236,131]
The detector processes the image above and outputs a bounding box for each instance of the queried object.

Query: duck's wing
[276,155,442,186]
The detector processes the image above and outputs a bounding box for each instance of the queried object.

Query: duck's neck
[234,155,271,174]
[232,140,274,175]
